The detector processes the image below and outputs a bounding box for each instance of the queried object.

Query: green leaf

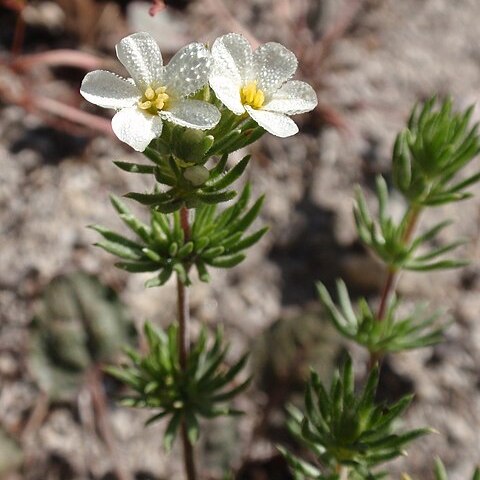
[196,190,237,204]
[119,213,151,243]
[206,254,246,268]
[209,154,229,177]
[195,259,210,283]
[231,195,265,232]
[95,240,142,260]
[224,227,269,254]
[145,267,173,287]
[163,412,182,451]
[88,225,143,250]
[185,411,200,445]
[145,411,169,426]
[173,263,189,285]
[177,241,194,258]
[115,261,160,272]
[114,161,155,174]
[206,155,250,191]
[278,446,322,478]
[142,248,162,262]
[125,191,172,205]
[434,458,448,480]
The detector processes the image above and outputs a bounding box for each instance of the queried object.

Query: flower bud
[184,165,209,186]
[173,128,214,164]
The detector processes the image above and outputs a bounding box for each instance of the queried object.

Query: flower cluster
[80,31,317,150]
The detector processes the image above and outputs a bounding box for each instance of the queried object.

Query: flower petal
[253,42,298,94]
[263,80,317,115]
[111,107,163,151]
[80,70,140,109]
[162,99,220,130]
[245,105,298,137]
[211,33,254,83]
[164,43,212,98]
[116,32,163,90]
[209,74,245,115]
[209,33,253,115]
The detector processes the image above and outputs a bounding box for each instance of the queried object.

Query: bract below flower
[80,32,220,151]
[209,33,317,138]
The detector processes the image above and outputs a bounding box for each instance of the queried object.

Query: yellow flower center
[138,86,170,114]
[240,82,265,109]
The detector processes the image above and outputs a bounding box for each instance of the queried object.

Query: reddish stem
[177,206,197,480]
[11,10,25,56]
[368,206,421,369]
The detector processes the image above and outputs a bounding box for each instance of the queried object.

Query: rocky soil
[0,0,479,479]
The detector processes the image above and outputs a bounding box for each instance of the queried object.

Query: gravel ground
[1,0,480,479]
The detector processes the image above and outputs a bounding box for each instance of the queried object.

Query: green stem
[177,206,197,480]
[368,204,422,369]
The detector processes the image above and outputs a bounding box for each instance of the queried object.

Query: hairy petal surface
[162,99,221,130]
[245,105,298,137]
[209,74,245,115]
[112,107,163,151]
[253,42,298,94]
[210,33,254,114]
[80,70,140,109]
[264,80,317,115]
[164,43,212,98]
[116,32,163,90]
[211,33,253,83]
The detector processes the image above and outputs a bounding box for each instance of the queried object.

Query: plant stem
[336,464,349,480]
[368,205,421,369]
[177,206,197,480]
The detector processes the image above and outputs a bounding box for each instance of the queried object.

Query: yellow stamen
[240,81,265,109]
[145,87,155,100]
[138,100,152,109]
[138,85,170,114]
[253,90,265,109]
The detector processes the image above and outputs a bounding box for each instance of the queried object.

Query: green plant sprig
[393,97,480,206]
[113,116,265,212]
[354,176,467,272]
[89,183,267,286]
[283,357,430,479]
[320,98,480,361]
[283,97,480,480]
[402,458,480,480]
[317,280,447,356]
[105,322,250,451]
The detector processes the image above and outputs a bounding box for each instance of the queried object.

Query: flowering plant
[81,30,316,480]
[209,33,317,137]
[81,32,220,151]
[79,30,479,480]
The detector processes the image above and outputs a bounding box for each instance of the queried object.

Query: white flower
[209,33,317,138]
[80,32,220,151]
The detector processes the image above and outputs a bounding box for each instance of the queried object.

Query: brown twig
[10,49,106,71]
[31,95,114,135]
[0,49,113,136]
[21,391,49,440]
[88,365,132,480]
[177,206,197,480]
